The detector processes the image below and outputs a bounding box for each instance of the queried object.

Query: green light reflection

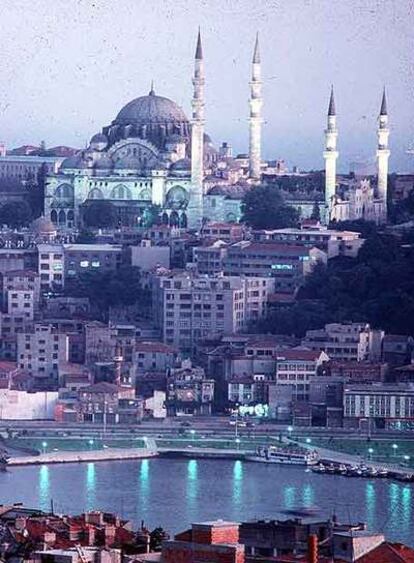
[233,460,243,505]
[284,486,295,509]
[86,463,96,511]
[38,465,50,512]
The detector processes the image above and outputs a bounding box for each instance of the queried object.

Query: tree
[83,201,118,228]
[76,229,97,243]
[0,201,33,228]
[241,184,300,229]
[310,200,321,222]
[142,204,161,227]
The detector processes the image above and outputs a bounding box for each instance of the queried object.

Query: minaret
[323,86,339,224]
[377,88,390,221]
[188,29,205,230]
[249,33,263,181]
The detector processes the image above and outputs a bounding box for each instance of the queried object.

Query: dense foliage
[0,201,33,228]
[65,266,150,319]
[241,184,300,229]
[258,224,414,337]
[83,201,118,228]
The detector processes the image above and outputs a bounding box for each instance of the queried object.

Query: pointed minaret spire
[188,29,205,230]
[253,32,260,64]
[380,87,387,115]
[149,80,155,96]
[248,33,263,181]
[328,85,336,116]
[323,86,339,224]
[195,27,203,60]
[377,88,390,223]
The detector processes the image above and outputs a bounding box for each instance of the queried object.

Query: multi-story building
[1,269,40,307]
[222,241,325,294]
[77,381,142,424]
[227,374,267,406]
[166,361,215,416]
[135,341,177,374]
[302,323,384,362]
[130,239,170,271]
[162,520,244,563]
[0,247,37,275]
[382,334,414,367]
[6,290,35,321]
[152,272,273,351]
[200,222,247,242]
[274,349,330,402]
[343,383,414,430]
[37,243,124,292]
[192,240,229,275]
[16,323,69,387]
[37,243,65,292]
[252,225,364,259]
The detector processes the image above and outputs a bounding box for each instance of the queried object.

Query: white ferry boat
[246,445,319,466]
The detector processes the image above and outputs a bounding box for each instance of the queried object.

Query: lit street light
[42,441,48,454]
[306,438,312,445]
[368,447,374,461]
[235,438,241,450]
[392,443,398,457]
[190,429,196,441]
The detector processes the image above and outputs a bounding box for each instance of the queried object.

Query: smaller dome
[171,157,191,171]
[61,154,85,169]
[31,216,57,234]
[94,155,113,169]
[90,133,108,151]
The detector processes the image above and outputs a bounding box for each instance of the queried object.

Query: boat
[366,467,378,478]
[246,445,319,466]
[326,463,337,474]
[0,450,9,472]
[337,464,348,475]
[377,468,389,478]
[311,463,327,474]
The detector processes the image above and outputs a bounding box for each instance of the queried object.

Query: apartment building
[252,226,364,258]
[302,323,384,362]
[38,243,124,292]
[275,348,330,402]
[152,272,273,351]
[7,290,35,321]
[192,240,229,275]
[17,323,69,386]
[343,384,414,430]
[222,241,325,294]
[2,269,40,307]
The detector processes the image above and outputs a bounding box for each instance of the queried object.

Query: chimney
[308,534,318,563]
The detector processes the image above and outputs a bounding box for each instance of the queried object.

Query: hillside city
[1,21,414,563]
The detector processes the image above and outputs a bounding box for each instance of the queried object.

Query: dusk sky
[0,0,412,172]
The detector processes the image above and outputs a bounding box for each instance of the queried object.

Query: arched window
[55,183,74,200]
[88,188,104,200]
[169,211,179,227]
[111,184,132,200]
[180,213,187,228]
[162,212,169,225]
[58,210,66,225]
[67,210,74,221]
[51,210,58,224]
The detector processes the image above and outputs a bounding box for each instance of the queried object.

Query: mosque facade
[44,30,390,230]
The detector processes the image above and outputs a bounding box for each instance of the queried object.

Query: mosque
[44,31,390,230]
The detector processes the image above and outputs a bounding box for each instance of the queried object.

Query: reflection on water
[2,459,413,545]
[401,486,412,534]
[233,460,243,505]
[365,482,376,530]
[38,465,50,512]
[284,486,295,509]
[187,460,198,505]
[302,484,314,507]
[86,463,96,511]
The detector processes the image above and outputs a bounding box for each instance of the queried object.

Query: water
[1,458,413,544]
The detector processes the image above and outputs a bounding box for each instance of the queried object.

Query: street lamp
[392,443,398,457]
[404,455,410,465]
[235,438,240,450]
[88,439,94,449]
[368,447,374,461]
[42,441,48,454]
[190,429,196,441]
[306,438,312,445]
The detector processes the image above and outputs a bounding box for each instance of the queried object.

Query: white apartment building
[38,244,64,292]
[2,269,40,307]
[152,272,273,351]
[253,226,364,259]
[7,290,34,320]
[302,323,384,362]
[343,384,414,430]
[17,323,69,385]
[275,348,330,402]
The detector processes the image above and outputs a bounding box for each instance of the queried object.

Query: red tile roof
[136,341,177,353]
[357,542,414,562]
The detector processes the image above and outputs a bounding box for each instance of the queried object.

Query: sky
[0,0,413,172]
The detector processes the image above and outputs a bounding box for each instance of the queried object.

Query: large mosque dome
[103,87,191,151]
[115,89,189,125]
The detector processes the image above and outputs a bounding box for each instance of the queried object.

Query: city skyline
[0,0,413,172]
